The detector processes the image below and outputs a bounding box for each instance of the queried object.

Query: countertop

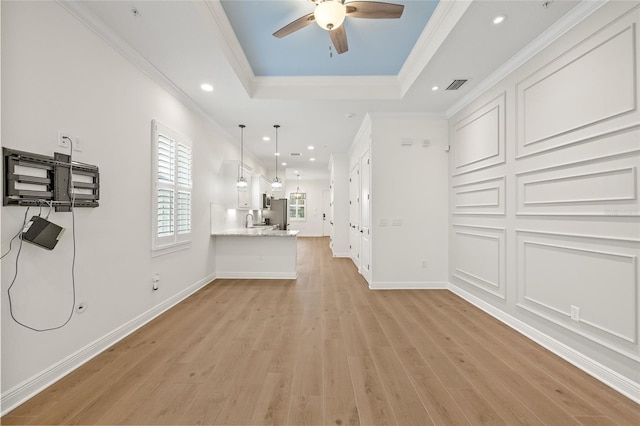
[211,228,300,237]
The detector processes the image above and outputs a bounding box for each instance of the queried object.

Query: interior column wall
[349,114,449,289]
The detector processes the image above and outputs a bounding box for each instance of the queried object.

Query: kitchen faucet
[245,213,254,228]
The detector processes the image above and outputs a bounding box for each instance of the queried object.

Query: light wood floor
[3,237,639,425]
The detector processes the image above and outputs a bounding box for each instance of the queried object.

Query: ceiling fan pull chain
[329,45,333,58]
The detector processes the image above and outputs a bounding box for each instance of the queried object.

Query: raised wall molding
[448,3,640,398]
[452,224,506,300]
[516,150,640,216]
[516,230,639,359]
[452,176,506,216]
[452,93,506,176]
[516,16,639,158]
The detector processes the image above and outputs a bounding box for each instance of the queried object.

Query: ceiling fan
[273,0,404,55]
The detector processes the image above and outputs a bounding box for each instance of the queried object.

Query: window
[152,120,192,253]
[289,192,306,221]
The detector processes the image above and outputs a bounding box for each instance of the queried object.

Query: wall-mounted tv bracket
[3,147,99,212]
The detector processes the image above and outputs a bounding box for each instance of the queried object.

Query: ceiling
[220,0,439,76]
[62,0,586,180]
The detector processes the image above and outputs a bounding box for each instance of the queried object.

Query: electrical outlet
[570,305,580,321]
[58,130,82,152]
[152,274,160,291]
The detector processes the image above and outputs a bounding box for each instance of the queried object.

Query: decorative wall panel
[517,230,639,352]
[516,151,640,216]
[452,225,506,299]
[453,93,505,175]
[516,20,638,158]
[453,176,505,215]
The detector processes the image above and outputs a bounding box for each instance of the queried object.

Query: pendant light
[272,124,283,191]
[292,173,306,200]
[237,124,248,190]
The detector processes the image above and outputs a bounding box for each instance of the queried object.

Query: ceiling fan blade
[273,12,316,38]
[329,25,348,54]
[345,1,404,19]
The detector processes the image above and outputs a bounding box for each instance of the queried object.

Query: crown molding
[398,0,472,97]
[56,1,227,131]
[57,0,262,165]
[200,0,255,96]
[251,75,401,99]
[445,0,609,118]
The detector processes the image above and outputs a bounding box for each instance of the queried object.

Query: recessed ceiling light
[200,83,214,92]
[308,146,314,150]
[310,158,316,161]
[275,152,280,156]
[432,86,439,91]
[492,15,506,25]
[281,162,287,166]
[262,136,270,142]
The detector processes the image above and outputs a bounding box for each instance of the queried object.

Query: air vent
[446,79,468,90]
[290,152,301,156]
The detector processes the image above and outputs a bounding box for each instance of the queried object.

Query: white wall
[448,1,640,400]
[0,1,263,411]
[329,154,350,257]
[285,177,329,237]
[369,115,449,288]
[346,114,449,288]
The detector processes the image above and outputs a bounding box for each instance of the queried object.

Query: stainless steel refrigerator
[266,198,288,230]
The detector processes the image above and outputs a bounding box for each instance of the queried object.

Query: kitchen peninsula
[212,227,300,279]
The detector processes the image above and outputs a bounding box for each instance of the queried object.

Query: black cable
[6,138,77,332]
[1,207,31,259]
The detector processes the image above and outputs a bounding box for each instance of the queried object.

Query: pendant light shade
[237,124,248,190]
[272,124,283,191]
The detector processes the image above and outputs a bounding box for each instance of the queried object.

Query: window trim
[151,119,192,254]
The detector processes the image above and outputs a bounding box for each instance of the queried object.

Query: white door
[349,162,360,269]
[322,189,330,237]
[360,151,371,283]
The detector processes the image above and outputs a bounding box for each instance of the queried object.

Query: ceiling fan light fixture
[314,0,346,31]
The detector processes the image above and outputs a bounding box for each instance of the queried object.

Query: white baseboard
[370,281,449,290]
[448,283,640,404]
[332,252,350,258]
[215,271,297,279]
[0,273,216,416]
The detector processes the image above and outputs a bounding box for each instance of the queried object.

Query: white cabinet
[251,175,272,210]
[222,161,253,210]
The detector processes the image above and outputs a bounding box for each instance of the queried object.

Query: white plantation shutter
[177,143,191,187]
[177,191,191,234]
[157,188,174,237]
[152,120,192,252]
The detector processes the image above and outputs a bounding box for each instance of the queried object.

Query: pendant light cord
[274,124,279,179]
[239,124,245,180]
